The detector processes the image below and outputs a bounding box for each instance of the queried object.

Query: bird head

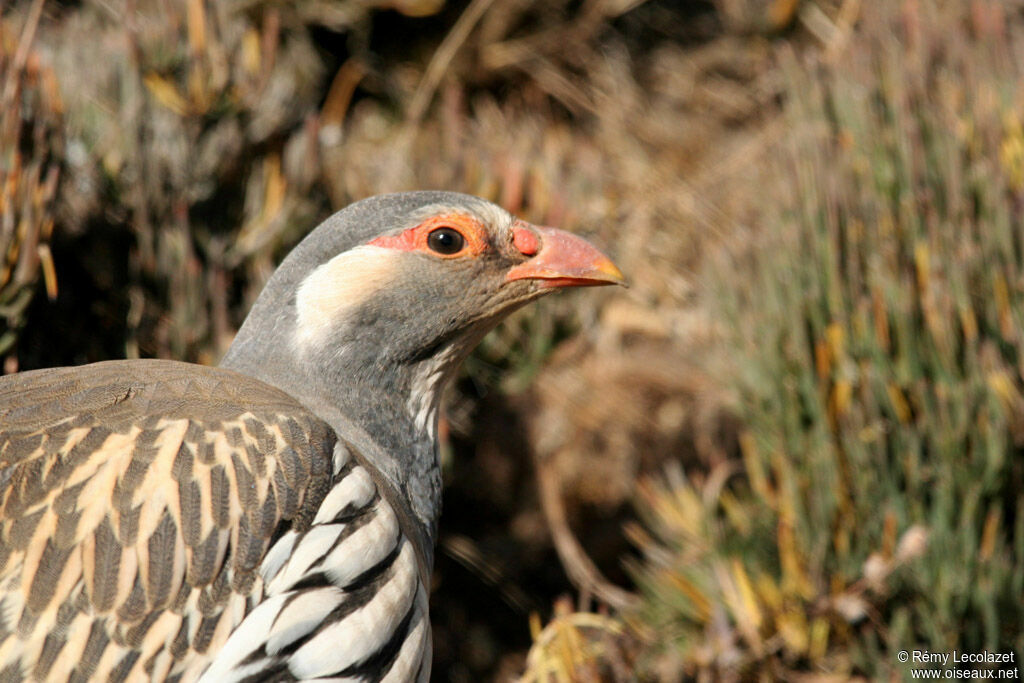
[227,192,622,415]
[289,193,624,378]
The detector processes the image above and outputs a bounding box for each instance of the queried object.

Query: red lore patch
[512,223,539,256]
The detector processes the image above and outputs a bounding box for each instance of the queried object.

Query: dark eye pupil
[427,227,465,255]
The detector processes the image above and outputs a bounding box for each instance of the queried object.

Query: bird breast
[200,442,431,682]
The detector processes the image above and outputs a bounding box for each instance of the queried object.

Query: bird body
[0,192,623,681]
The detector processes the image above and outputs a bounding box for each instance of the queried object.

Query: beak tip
[602,262,628,287]
[577,256,626,288]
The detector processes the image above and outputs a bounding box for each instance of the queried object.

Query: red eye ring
[368,213,487,256]
[427,227,465,255]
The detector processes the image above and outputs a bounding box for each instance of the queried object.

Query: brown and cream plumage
[0,192,623,681]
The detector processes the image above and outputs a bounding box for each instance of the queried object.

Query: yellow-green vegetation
[521,598,634,683]
[625,2,1024,678]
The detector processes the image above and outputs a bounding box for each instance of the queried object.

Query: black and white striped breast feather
[0,360,430,681]
[201,450,431,682]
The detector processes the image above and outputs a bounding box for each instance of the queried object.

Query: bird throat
[407,343,461,444]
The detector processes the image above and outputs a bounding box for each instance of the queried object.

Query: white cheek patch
[295,245,398,348]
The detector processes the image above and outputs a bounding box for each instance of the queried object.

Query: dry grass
[0,0,62,361]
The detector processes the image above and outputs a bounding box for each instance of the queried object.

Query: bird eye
[427,227,465,255]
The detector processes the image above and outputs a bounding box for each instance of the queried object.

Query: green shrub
[632,2,1024,677]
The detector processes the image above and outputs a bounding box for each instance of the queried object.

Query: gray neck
[219,242,456,562]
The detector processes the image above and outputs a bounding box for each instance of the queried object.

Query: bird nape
[0,191,624,682]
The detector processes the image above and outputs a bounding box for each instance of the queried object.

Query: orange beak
[505,225,626,288]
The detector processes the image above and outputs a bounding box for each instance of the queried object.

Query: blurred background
[2,0,1023,679]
